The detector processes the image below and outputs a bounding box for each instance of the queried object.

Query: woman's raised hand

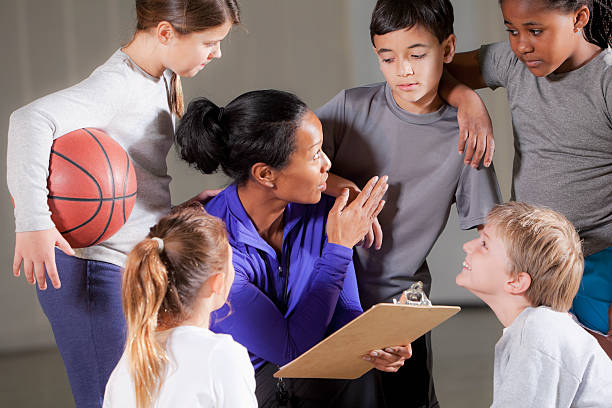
[326,176,388,249]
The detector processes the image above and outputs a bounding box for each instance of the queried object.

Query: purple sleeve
[213,243,354,366]
[327,260,362,333]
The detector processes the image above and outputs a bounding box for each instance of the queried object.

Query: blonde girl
[104,204,256,408]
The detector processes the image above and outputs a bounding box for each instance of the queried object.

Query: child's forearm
[439,69,481,109]
[325,173,361,200]
[438,69,495,168]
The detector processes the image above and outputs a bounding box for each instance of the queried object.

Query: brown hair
[135,0,241,117]
[122,203,229,408]
[487,202,584,312]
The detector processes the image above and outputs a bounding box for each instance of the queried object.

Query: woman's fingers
[372,217,383,250]
[386,345,412,359]
[362,350,406,372]
[363,176,388,216]
[330,188,350,215]
[361,226,374,248]
[352,176,379,208]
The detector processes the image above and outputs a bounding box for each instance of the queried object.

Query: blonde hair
[134,0,241,117]
[486,202,584,312]
[122,203,229,408]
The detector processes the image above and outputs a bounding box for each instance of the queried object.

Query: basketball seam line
[85,128,116,246]
[49,149,104,235]
[48,192,136,202]
[123,150,130,223]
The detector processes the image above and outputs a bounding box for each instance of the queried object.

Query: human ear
[443,34,457,64]
[157,21,176,45]
[505,271,531,295]
[574,5,590,31]
[250,163,276,189]
[208,273,224,295]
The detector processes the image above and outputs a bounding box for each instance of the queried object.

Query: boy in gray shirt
[316,0,501,406]
[457,202,612,408]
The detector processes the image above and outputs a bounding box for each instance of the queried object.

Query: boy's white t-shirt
[492,306,612,408]
[104,326,257,408]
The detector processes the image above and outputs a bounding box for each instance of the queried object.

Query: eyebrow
[504,20,542,26]
[376,44,428,55]
[309,140,322,150]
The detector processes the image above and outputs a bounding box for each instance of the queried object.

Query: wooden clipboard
[274,303,460,379]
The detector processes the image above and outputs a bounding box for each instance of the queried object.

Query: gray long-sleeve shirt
[479,42,612,257]
[492,307,612,408]
[7,49,175,267]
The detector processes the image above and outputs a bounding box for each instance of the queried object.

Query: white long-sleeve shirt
[492,306,612,408]
[7,49,175,267]
[104,326,257,408]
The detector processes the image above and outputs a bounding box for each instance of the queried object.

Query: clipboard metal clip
[393,281,432,306]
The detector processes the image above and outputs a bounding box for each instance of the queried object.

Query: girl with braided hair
[446,0,612,357]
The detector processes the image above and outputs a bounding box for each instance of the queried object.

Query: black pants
[256,362,384,408]
[255,333,438,408]
[378,332,439,408]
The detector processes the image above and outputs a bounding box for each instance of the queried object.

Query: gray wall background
[1,0,513,352]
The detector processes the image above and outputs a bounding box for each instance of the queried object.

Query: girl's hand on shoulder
[362,344,412,372]
[326,176,388,249]
[457,92,495,168]
[13,228,74,290]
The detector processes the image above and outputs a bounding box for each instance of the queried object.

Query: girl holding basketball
[7,1,240,406]
[103,204,257,408]
[447,0,612,356]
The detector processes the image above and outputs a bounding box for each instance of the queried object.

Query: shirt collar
[225,183,308,258]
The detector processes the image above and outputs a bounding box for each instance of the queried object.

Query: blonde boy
[457,202,612,408]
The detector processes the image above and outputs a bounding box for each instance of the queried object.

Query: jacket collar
[225,183,307,258]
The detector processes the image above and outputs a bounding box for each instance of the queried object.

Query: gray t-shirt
[316,83,502,308]
[479,42,612,256]
[7,49,175,267]
[493,307,612,408]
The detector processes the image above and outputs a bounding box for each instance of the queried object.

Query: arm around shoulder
[445,49,487,90]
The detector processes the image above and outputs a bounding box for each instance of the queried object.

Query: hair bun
[175,98,230,174]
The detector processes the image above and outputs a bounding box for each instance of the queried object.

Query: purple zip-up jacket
[207,184,363,370]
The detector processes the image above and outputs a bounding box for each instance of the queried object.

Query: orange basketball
[47,128,137,248]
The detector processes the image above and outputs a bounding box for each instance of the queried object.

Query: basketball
[47,128,137,248]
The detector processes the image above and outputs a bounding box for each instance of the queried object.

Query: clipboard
[274,290,460,379]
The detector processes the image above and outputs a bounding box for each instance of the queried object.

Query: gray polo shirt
[316,83,502,308]
[479,42,612,257]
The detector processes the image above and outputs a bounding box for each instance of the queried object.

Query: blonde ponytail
[122,239,169,408]
[120,204,230,406]
[169,72,185,118]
